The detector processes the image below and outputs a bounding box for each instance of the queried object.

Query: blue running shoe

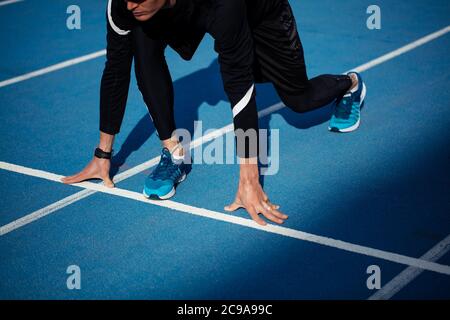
[143,148,188,200]
[329,72,367,132]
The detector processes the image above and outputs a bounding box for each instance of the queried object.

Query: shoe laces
[335,94,353,118]
[152,149,180,180]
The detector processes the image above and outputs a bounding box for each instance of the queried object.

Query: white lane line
[0,188,97,236]
[0,23,446,89]
[368,234,450,300]
[352,25,450,74]
[0,50,106,88]
[0,0,23,7]
[0,101,276,235]
[1,161,450,276]
[0,25,449,234]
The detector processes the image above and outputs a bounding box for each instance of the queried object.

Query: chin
[134,14,152,22]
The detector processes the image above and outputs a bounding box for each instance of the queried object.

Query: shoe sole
[328,82,367,133]
[142,172,187,200]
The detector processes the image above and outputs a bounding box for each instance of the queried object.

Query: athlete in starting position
[63,0,367,226]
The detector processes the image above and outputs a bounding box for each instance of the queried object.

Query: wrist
[239,158,259,183]
[97,144,112,153]
[99,132,115,153]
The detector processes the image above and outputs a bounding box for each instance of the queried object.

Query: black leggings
[250,0,352,113]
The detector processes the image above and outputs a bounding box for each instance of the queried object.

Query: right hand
[61,157,114,188]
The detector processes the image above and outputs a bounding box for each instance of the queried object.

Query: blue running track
[0,0,449,299]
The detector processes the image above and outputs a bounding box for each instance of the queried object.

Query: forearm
[100,23,133,135]
[98,131,115,152]
[99,64,131,135]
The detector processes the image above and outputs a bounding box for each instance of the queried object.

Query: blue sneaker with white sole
[329,72,367,132]
[143,148,188,200]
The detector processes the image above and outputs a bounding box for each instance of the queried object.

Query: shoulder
[209,0,245,10]
[207,0,247,26]
[206,0,248,37]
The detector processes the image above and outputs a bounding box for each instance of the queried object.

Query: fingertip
[103,180,115,188]
[258,220,267,226]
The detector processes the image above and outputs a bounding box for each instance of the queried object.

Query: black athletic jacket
[102,0,280,157]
